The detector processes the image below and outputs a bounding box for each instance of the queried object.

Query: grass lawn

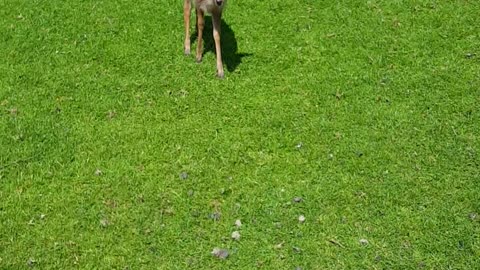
[1,0,479,269]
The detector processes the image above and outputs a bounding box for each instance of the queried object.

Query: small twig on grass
[327,239,345,248]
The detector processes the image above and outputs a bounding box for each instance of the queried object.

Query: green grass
[1,0,479,269]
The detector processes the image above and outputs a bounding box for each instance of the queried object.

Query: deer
[183,0,227,78]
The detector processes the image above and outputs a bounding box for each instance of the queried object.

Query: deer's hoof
[216,72,225,79]
[184,48,191,55]
[196,57,203,63]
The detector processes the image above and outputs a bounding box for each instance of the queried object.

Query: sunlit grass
[1,0,479,268]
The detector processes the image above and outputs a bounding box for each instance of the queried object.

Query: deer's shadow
[190,17,252,73]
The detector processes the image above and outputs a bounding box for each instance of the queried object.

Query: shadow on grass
[190,17,252,73]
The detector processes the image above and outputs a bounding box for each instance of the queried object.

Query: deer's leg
[195,8,205,63]
[212,12,224,78]
[183,0,191,55]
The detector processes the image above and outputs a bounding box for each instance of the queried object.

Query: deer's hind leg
[212,12,224,78]
[183,0,192,55]
[195,8,205,63]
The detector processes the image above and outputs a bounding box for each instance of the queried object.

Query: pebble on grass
[179,171,188,180]
[465,53,476,59]
[231,231,241,241]
[211,248,229,259]
[27,258,36,267]
[209,212,221,221]
[293,197,303,203]
[296,142,303,149]
[100,218,110,228]
[359,239,369,245]
[235,219,242,228]
[298,215,306,223]
[94,169,102,176]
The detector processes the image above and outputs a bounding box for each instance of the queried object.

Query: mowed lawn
[1,0,479,269]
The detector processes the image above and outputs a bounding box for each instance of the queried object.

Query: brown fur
[184,0,227,78]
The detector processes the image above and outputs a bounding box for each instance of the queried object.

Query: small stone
[465,53,476,59]
[39,214,46,219]
[211,248,229,259]
[209,212,221,221]
[100,218,110,227]
[234,219,242,228]
[292,246,301,253]
[295,267,302,270]
[298,215,306,223]
[293,197,303,203]
[274,242,284,249]
[179,171,188,180]
[359,238,369,245]
[27,258,36,267]
[296,142,303,149]
[231,231,241,241]
[469,212,477,221]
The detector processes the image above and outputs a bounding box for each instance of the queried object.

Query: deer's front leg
[212,12,224,78]
[183,0,191,55]
[195,8,205,63]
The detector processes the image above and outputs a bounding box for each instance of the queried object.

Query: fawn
[184,0,227,78]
